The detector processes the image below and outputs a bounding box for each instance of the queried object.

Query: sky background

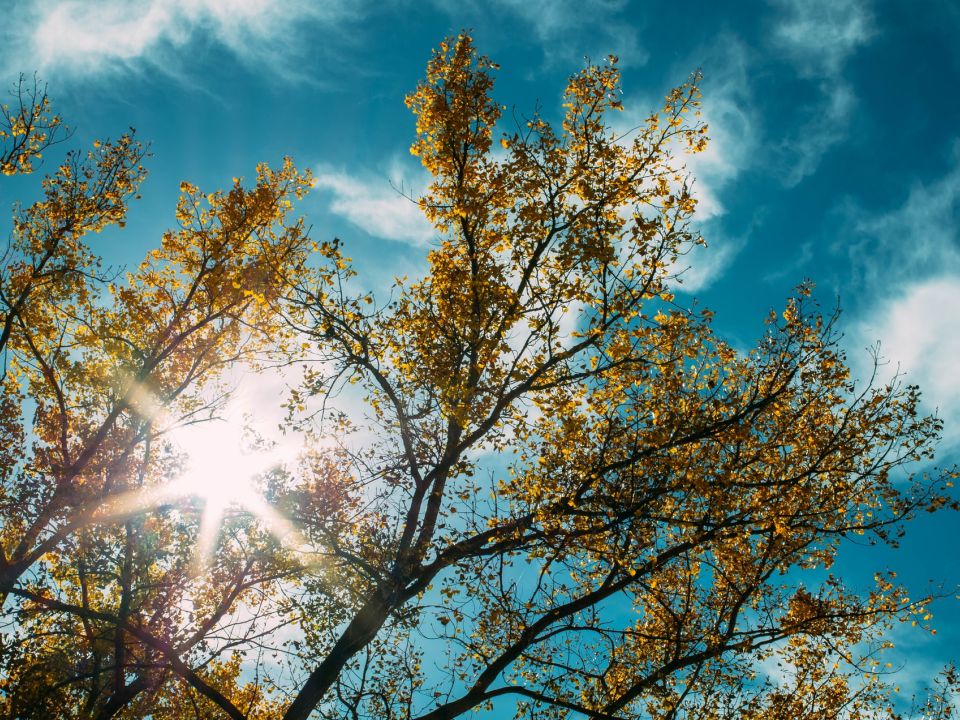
[1,0,958,704]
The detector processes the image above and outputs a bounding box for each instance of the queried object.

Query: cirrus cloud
[2,0,360,80]
[845,144,960,447]
[311,161,435,247]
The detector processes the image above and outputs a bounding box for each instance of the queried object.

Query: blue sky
[2,0,959,702]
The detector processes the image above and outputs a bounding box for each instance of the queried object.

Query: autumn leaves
[0,33,955,720]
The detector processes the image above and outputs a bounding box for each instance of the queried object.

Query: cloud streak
[431,0,646,69]
[661,36,757,291]
[3,0,358,79]
[846,147,960,288]
[769,0,873,77]
[775,82,855,187]
[494,0,646,67]
[855,278,960,418]
[767,0,873,185]
[846,146,960,446]
[311,162,435,247]
[684,37,756,223]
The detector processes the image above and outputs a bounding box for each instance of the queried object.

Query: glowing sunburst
[167,411,289,563]
[101,382,309,569]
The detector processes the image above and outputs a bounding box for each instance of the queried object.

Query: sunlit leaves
[0,75,65,177]
[0,90,318,717]
[290,33,956,720]
[0,34,956,720]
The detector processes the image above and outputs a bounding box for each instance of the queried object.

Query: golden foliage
[0,36,956,720]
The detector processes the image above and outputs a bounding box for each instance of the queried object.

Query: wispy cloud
[603,36,758,293]
[845,146,960,446]
[674,235,741,293]
[767,0,873,185]
[3,0,359,80]
[854,278,960,444]
[433,0,646,69]
[684,37,757,222]
[659,36,757,291]
[845,145,960,288]
[311,161,434,247]
[769,0,873,77]
[775,82,855,187]
[497,0,647,67]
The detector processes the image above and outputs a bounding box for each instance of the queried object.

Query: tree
[0,34,957,720]
[0,75,313,716]
[0,74,66,177]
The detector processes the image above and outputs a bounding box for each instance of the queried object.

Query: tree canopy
[0,36,956,720]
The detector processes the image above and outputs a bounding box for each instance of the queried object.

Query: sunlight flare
[166,401,309,567]
[95,386,311,567]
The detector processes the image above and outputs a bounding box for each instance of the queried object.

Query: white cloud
[878,614,960,702]
[311,161,435,247]
[769,0,873,77]
[656,36,756,291]
[673,235,742,293]
[433,0,647,69]
[684,37,756,222]
[854,278,960,433]
[776,82,855,187]
[765,0,872,185]
[4,0,357,79]
[845,148,960,447]
[504,0,646,68]
[491,0,625,39]
[845,145,960,289]
[605,37,757,293]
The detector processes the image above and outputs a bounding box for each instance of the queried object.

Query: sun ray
[96,383,314,569]
[193,496,227,575]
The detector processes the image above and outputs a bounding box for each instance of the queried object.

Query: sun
[173,411,269,501]
[167,414,267,554]
[100,387,309,568]
[165,405,308,566]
